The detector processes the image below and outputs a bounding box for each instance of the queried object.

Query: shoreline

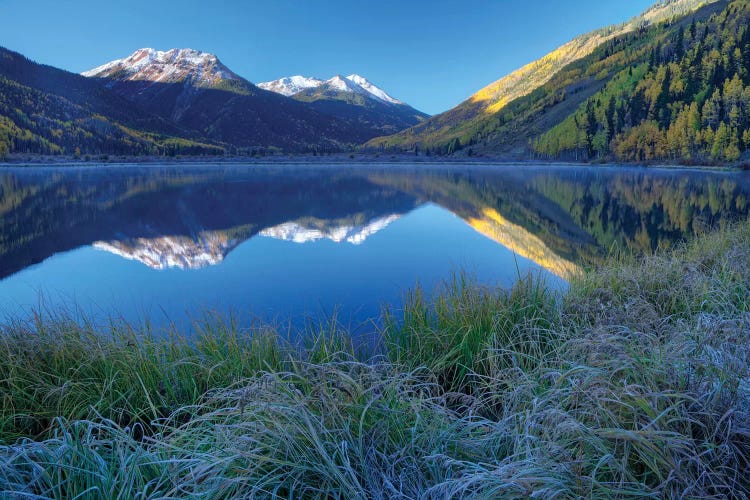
[1,221,748,496]
[0,153,745,172]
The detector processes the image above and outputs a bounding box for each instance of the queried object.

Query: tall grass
[1,222,749,497]
[0,312,291,441]
[384,272,559,395]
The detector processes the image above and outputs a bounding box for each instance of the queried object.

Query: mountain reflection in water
[0,164,748,325]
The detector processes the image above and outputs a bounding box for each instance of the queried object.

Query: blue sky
[0,0,655,114]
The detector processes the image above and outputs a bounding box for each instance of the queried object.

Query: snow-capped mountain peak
[257,75,324,96]
[326,75,363,93]
[345,74,403,105]
[258,73,404,105]
[82,47,242,87]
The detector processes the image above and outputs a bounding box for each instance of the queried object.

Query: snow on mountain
[257,75,324,96]
[346,74,403,105]
[82,48,242,88]
[259,214,401,245]
[258,73,404,105]
[93,231,241,270]
[92,214,400,269]
[326,75,364,94]
[85,49,406,106]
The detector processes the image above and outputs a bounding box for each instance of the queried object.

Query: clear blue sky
[0,0,655,114]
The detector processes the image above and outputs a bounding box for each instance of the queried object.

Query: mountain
[367,0,725,158]
[82,48,244,88]
[82,48,361,151]
[80,49,427,149]
[260,73,429,137]
[0,43,427,157]
[257,76,325,96]
[0,45,359,156]
[259,74,405,106]
[532,0,749,164]
[0,46,223,157]
[346,74,404,105]
[4,0,739,161]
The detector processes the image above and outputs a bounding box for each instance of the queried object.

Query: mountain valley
[2,0,750,165]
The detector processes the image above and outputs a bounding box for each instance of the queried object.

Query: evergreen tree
[446,137,461,154]
[675,26,686,60]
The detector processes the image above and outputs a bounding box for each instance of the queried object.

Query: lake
[1,163,749,334]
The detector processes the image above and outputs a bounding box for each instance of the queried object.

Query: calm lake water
[1,163,749,333]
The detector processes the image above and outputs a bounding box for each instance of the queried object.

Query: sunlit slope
[364,171,595,279]
[533,0,750,163]
[367,0,719,153]
[466,208,581,280]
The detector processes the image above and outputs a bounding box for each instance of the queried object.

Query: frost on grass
[1,223,749,498]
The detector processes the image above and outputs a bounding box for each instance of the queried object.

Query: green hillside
[366,0,735,161]
[535,0,750,163]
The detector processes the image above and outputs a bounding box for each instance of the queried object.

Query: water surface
[1,163,748,332]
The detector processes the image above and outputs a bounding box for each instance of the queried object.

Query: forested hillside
[0,48,224,158]
[535,0,750,163]
[367,0,750,165]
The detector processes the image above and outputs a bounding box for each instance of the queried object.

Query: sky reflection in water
[0,163,748,334]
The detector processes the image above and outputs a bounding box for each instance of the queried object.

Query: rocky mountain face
[257,75,324,96]
[260,74,404,105]
[82,48,243,88]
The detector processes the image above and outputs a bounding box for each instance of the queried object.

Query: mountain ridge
[0,46,225,157]
[79,48,427,148]
[79,47,360,150]
[259,72,428,137]
[366,0,723,155]
[259,73,405,105]
[257,75,324,96]
[82,48,244,89]
[2,0,746,163]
